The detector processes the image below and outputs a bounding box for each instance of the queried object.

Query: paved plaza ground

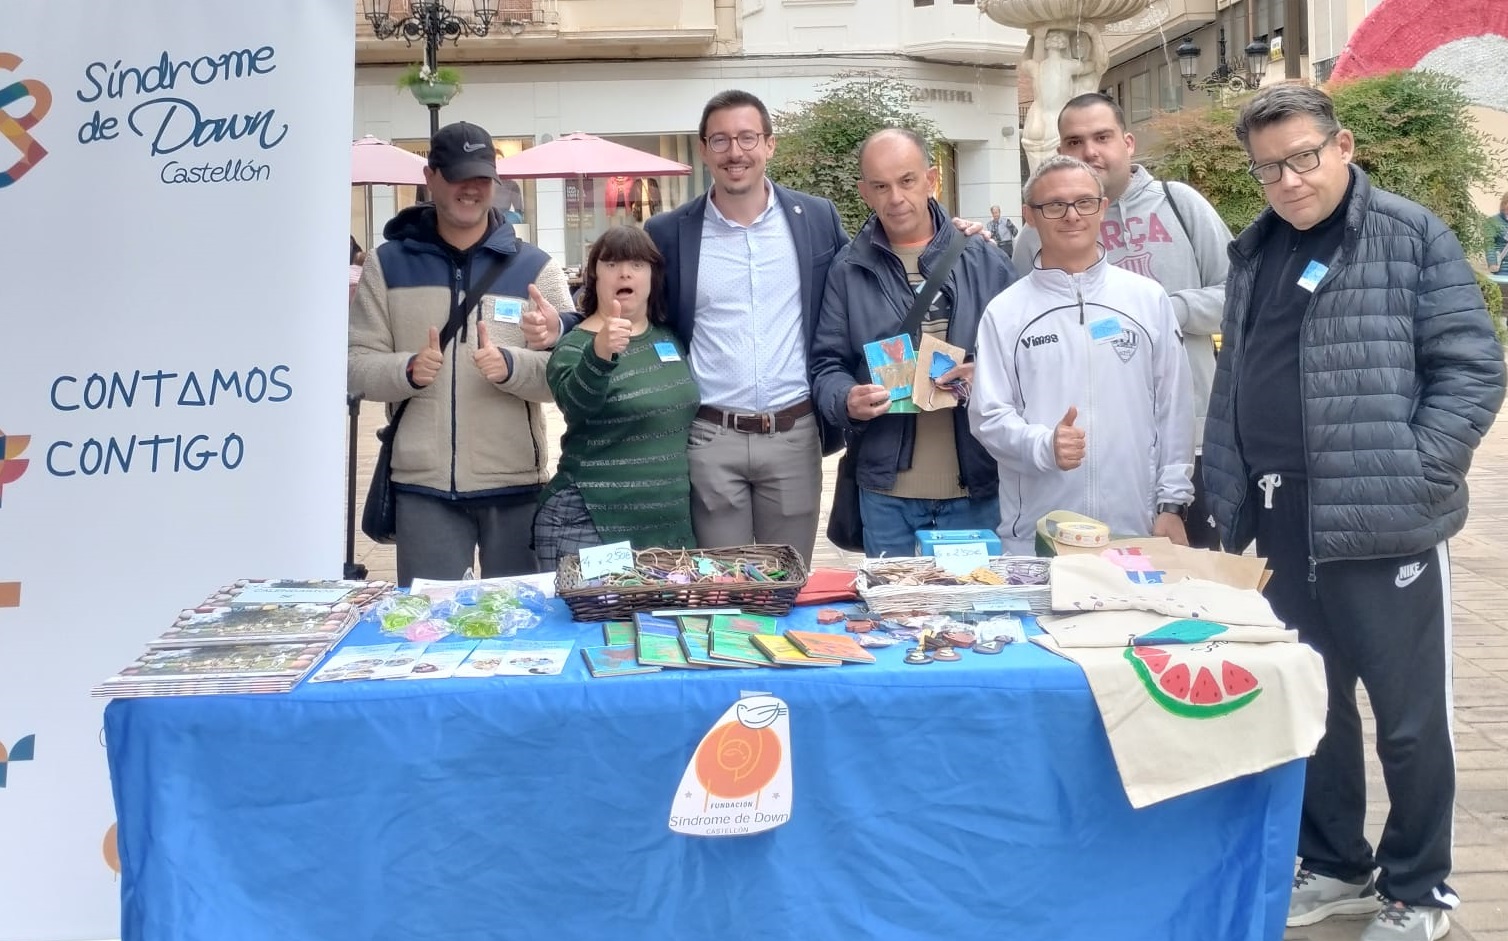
[345,399,1508,940]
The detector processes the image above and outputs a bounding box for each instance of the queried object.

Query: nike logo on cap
[462,142,488,153]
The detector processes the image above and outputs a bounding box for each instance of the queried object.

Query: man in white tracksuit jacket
[970,155,1194,553]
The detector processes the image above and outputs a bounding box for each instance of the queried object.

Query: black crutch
[344,393,369,580]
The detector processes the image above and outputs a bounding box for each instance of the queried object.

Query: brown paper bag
[911,333,968,411]
[1054,536,1270,591]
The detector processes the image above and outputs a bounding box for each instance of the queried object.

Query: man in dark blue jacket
[811,128,1016,557]
[640,91,848,562]
[523,91,848,562]
[1204,83,1505,941]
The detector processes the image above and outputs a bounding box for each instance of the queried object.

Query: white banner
[0,3,352,938]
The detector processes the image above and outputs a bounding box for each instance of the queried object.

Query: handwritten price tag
[579,541,634,580]
[932,541,989,576]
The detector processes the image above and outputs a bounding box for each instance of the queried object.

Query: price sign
[579,541,634,579]
[932,541,989,575]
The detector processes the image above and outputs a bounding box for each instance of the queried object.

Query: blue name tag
[1089,316,1122,343]
[491,296,523,323]
[1297,260,1328,293]
[654,341,681,362]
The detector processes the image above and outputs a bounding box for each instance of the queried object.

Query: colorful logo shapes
[0,734,36,788]
[0,52,51,189]
[0,429,32,506]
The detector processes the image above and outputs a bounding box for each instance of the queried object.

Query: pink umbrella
[352,135,428,185]
[492,132,691,179]
[494,134,692,262]
[351,135,428,254]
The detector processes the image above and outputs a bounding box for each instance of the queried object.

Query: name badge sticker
[491,296,524,323]
[654,341,681,362]
[1088,316,1123,343]
[1297,260,1328,293]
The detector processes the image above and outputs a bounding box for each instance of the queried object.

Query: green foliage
[766,71,941,235]
[396,64,463,91]
[1333,71,1498,255]
[1146,102,1266,235]
[1148,71,1502,251]
[1475,270,1507,343]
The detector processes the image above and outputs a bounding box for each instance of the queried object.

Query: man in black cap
[349,121,575,584]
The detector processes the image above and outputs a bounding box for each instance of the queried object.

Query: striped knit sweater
[544,325,700,549]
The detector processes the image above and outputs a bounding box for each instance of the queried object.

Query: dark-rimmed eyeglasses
[1028,196,1106,220]
[1248,132,1338,186]
[704,132,768,153]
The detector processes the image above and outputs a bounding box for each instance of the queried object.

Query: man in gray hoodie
[1014,92,1231,547]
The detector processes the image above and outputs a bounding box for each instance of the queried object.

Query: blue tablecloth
[105,602,1303,941]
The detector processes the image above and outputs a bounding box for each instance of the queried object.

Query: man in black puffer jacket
[1205,84,1505,941]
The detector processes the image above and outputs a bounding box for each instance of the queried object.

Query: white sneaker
[1287,869,1383,927]
[1360,901,1451,941]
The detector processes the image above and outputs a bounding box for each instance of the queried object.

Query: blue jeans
[857,489,1002,558]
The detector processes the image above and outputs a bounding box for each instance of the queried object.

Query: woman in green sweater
[534,226,700,570]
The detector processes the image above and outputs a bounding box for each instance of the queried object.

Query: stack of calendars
[307,637,576,682]
[92,579,392,699]
[580,611,875,677]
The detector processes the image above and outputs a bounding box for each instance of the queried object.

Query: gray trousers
[394,490,539,587]
[687,413,822,563]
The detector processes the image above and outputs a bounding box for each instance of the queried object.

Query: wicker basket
[856,556,1051,616]
[555,545,809,622]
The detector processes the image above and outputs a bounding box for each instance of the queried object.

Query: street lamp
[363,0,500,136]
[1176,28,1270,99]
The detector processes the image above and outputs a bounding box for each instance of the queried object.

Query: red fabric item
[795,568,860,606]
[1331,0,1508,80]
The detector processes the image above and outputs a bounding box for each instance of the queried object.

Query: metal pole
[425,12,442,136]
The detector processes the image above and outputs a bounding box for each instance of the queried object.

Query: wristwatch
[1156,502,1187,518]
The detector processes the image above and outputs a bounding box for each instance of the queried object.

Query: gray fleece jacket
[1014,166,1231,447]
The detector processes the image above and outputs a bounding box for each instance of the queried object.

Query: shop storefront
[352,57,1019,268]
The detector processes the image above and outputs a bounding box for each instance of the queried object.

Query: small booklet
[751,633,841,667]
[225,579,387,607]
[453,639,511,679]
[492,639,575,676]
[785,630,876,664]
[864,334,920,414]
[581,644,662,678]
[638,632,700,669]
[708,628,774,667]
[602,621,635,645]
[633,613,682,637]
[151,604,354,648]
[679,630,749,669]
[307,643,402,683]
[708,613,779,635]
[371,643,430,680]
[399,641,477,680]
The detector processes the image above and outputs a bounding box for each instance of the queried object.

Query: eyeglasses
[1248,132,1337,185]
[704,132,768,153]
[1028,196,1106,220]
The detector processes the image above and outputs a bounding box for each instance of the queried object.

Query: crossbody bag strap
[1161,181,1190,243]
[389,252,516,433]
[900,227,968,340]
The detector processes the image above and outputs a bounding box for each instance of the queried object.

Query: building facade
[352,0,1030,264]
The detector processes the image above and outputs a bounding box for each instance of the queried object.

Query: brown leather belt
[696,400,814,435]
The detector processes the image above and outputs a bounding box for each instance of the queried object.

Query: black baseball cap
[428,121,498,182]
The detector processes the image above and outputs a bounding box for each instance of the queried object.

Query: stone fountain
[979,0,1153,171]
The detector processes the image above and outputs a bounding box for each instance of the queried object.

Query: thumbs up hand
[472,321,511,384]
[408,326,445,387]
[521,284,562,350]
[1054,405,1086,470]
[592,299,633,360]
